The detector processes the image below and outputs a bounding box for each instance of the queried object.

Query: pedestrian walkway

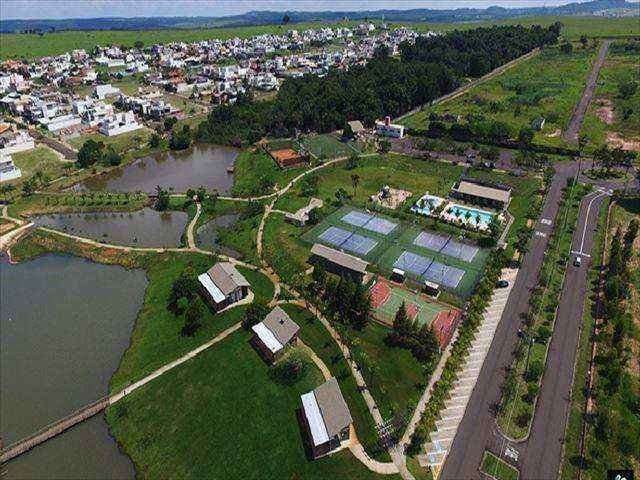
[418,268,518,476]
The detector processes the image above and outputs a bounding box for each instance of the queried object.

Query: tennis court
[319,226,352,246]
[394,251,433,277]
[441,238,480,263]
[370,277,445,329]
[413,231,450,252]
[341,210,398,236]
[423,261,466,289]
[317,225,378,255]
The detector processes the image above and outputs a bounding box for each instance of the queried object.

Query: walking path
[563,40,611,144]
[185,200,200,249]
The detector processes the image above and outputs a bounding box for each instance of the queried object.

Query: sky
[1,0,597,20]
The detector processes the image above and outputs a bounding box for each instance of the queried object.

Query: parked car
[496,280,509,288]
[573,256,582,267]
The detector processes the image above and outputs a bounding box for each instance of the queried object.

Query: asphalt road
[518,189,609,479]
[439,161,579,480]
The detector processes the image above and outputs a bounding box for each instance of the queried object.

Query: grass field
[480,451,519,480]
[274,153,465,213]
[581,41,640,150]
[108,251,274,392]
[400,44,597,148]
[9,146,69,183]
[2,16,638,60]
[231,149,306,197]
[302,205,488,298]
[106,329,393,479]
[300,133,361,159]
[68,128,153,155]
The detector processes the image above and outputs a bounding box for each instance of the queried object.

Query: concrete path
[109,321,242,404]
[185,200,200,249]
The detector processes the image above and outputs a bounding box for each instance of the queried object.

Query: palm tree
[464,210,472,225]
[351,173,360,198]
[475,213,482,227]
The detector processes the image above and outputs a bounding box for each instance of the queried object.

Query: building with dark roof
[309,243,368,283]
[251,306,300,363]
[198,262,250,311]
[300,378,353,458]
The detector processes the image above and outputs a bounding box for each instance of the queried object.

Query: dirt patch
[546,129,561,138]
[595,98,615,125]
[607,132,640,152]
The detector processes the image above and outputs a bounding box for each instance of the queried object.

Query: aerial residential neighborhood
[0,1,638,480]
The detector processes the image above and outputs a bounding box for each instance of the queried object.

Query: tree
[272,357,307,385]
[412,323,440,364]
[518,126,535,147]
[378,139,391,154]
[169,125,192,150]
[242,301,270,330]
[164,116,178,132]
[345,154,359,170]
[579,35,588,48]
[387,302,414,345]
[168,271,198,311]
[334,187,349,205]
[560,41,573,54]
[342,121,354,140]
[0,183,16,201]
[103,147,122,166]
[282,13,291,24]
[148,133,161,148]
[350,173,360,198]
[134,40,144,49]
[181,296,205,336]
[77,139,104,168]
[21,177,38,196]
[154,185,170,211]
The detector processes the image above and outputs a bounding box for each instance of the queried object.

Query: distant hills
[1,0,637,34]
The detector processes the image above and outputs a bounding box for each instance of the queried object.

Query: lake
[1,254,147,479]
[32,208,188,248]
[78,144,237,193]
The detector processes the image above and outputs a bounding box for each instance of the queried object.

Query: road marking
[540,218,552,225]
[535,231,547,238]
[505,445,519,462]
[577,190,610,254]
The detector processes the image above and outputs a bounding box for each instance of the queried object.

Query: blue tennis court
[342,210,372,227]
[413,231,451,252]
[363,217,398,235]
[341,233,379,255]
[423,261,465,288]
[394,251,433,277]
[441,239,479,263]
[319,226,352,247]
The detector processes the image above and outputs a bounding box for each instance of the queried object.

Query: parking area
[418,268,518,471]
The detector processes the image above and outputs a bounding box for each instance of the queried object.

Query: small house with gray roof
[198,262,250,311]
[251,306,300,363]
[300,377,353,459]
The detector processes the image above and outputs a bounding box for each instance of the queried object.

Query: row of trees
[386,302,441,367]
[197,24,561,145]
[588,213,639,474]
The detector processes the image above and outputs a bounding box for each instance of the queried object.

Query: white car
[573,256,582,267]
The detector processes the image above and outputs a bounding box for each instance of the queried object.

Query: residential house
[98,111,142,137]
[198,262,250,311]
[0,153,22,182]
[0,130,34,155]
[375,116,404,138]
[251,306,300,363]
[93,84,121,100]
[300,378,353,459]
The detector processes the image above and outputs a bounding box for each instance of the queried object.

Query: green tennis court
[371,279,446,328]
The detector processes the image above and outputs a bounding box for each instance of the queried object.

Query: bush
[525,359,544,383]
[271,356,307,385]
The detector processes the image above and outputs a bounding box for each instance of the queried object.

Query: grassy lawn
[349,322,427,420]
[400,44,597,149]
[68,128,153,157]
[106,330,392,479]
[480,451,519,480]
[262,213,312,285]
[282,304,390,461]
[108,251,274,392]
[275,153,464,213]
[497,183,590,439]
[231,148,307,197]
[300,133,360,159]
[9,146,70,183]
[581,41,640,150]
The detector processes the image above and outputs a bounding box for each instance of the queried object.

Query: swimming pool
[411,194,445,216]
[445,204,494,229]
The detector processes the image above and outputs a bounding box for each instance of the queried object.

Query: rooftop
[311,243,368,274]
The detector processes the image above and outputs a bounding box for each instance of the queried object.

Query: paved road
[439,161,579,480]
[563,40,611,144]
[519,189,610,479]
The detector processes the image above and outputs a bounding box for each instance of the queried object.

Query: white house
[0,153,22,182]
[93,84,121,100]
[98,111,142,137]
[375,116,404,138]
[38,113,82,132]
[0,130,35,155]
